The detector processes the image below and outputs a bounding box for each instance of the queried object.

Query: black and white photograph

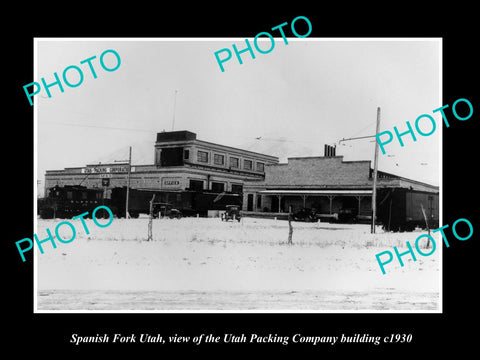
[34,38,441,312]
[6,6,478,355]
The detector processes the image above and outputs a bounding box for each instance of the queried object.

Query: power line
[347,120,377,139]
[43,121,157,133]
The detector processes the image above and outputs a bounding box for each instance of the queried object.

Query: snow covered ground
[35,217,440,311]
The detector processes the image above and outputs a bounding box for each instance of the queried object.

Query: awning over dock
[259,189,372,196]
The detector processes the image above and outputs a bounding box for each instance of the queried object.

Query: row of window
[196,150,265,172]
[189,179,243,193]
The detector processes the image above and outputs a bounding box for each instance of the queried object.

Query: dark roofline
[275,155,371,166]
[373,169,439,190]
[265,155,438,190]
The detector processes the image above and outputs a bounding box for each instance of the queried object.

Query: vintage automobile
[221,205,242,222]
[167,208,183,219]
[336,207,358,223]
[292,208,317,222]
[152,202,183,219]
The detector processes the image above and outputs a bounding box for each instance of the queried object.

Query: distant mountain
[237,137,318,163]
[91,141,155,166]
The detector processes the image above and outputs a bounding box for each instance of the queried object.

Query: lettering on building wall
[81,166,130,174]
[162,177,182,188]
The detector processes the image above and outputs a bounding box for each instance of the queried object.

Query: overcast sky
[36,38,441,196]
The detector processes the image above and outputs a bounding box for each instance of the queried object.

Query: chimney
[324,144,336,157]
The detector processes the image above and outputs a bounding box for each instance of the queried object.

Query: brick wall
[264,156,372,187]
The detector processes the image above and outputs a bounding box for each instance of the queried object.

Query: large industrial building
[44,130,279,197]
[43,130,439,230]
[242,151,439,230]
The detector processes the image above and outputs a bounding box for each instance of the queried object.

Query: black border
[6,5,478,355]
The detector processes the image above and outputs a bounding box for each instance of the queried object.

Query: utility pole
[371,107,381,234]
[336,108,381,233]
[114,146,132,219]
[126,146,132,219]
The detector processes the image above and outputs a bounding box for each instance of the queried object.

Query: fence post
[420,203,431,248]
[147,194,155,241]
[288,206,293,245]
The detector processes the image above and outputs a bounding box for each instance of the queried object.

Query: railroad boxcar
[109,187,196,218]
[376,188,439,232]
[109,188,242,217]
[192,192,242,215]
[39,185,244,219]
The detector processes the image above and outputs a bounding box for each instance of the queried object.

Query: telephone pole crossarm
[339,134,376,144]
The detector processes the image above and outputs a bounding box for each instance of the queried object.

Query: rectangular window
[231,184,243,194]
[159,147,184,166]
[184,149,190,160]
[256,162,265,172]
[230,157,239,168]
[189,179,204,191]
[66,191,73,200]
[197,150,208,163]
[211,182,225,193]
[244,159,253,170]
[214,154,225,165]
[257,194,262,209]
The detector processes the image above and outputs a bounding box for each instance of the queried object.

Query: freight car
[109,187,196,218]
[110,187,242,218]
[38,185,106,219]
[39,185,242,219]
[376,188,439,232]
[192,191,242,215]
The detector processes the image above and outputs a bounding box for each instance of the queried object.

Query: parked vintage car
[221,205,241,222]
[336,207,358,223]
[292,208,317,222]
[152,203,184,219]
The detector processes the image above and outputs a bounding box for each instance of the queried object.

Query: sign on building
[81,165,130,174]
[162,177,182,189]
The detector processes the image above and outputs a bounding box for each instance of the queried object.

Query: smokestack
[324,144,336,157]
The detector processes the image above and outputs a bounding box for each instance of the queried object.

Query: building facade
[44,130,279,197]
[242,155,439,227]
